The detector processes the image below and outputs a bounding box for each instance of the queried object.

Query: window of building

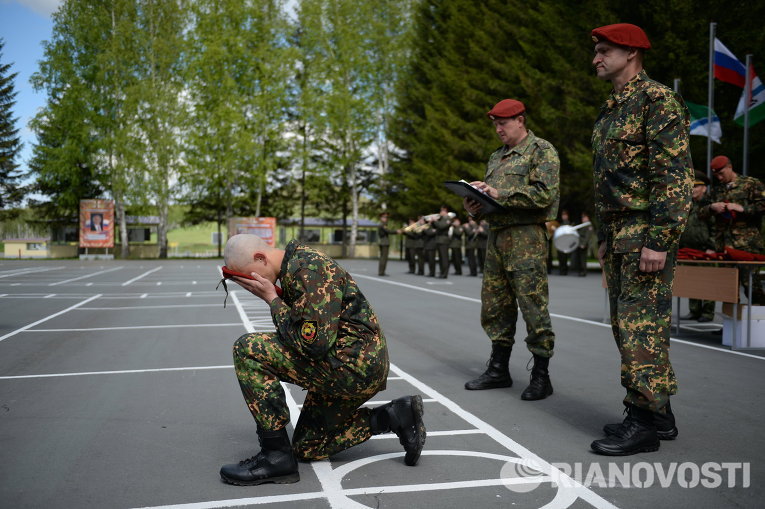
[27,243,46,251]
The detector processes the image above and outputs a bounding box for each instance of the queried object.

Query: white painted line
[77,304,219,311]
[0,294,102,343]
[25,323,244,332]
[185,292,192,297]
[10,283,20,286]
[0,294,7,297]
[357,273,765,361]
[0,365,233,380]
[0,265,65,279]
[369,429,482,440]
[43,294,55,299]
[86,282,93,287]
[294,398,436,409]
[387,376,403,380]
[134,491,327,508]
[353,274,479,303]
[140,293,148,299]
[122,266,163,286]
[157,281,162,286]
[48,266,124,286]
[389,364,618,509]
[192,281,197,285]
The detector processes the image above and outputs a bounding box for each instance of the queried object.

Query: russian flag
[714,38,746,88]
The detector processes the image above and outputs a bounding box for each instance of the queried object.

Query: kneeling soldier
[218,234,426,486]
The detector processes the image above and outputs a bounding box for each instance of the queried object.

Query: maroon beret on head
[591,23,651,49]
[710,155,731,170]
[487,99,526,119]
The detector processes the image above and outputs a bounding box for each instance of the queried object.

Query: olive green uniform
[481,130,560,358]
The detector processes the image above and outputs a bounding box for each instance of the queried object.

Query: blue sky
[1,0,59,185]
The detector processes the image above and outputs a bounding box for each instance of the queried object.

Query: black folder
[443,180,506,215]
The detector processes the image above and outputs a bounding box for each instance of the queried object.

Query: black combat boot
[603,400,678,440]
[591,405,660,456]
[464,344,513,390]
[520,355,553,401]
[220,427,299,486]
[371,395,427,466]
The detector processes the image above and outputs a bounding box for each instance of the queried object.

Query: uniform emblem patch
[301,321,318,343]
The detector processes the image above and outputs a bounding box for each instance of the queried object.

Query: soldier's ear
[253,252,267,264]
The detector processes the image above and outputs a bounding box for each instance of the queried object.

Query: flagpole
[707,22,716,179]
[743,54,752,176]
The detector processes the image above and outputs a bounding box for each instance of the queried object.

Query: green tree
[31,0,140,257]
[184,0,294,255]
[390,0,608,220]
[0,39,23,217]
[129,0,188,258]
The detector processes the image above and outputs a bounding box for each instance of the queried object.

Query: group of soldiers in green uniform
[212,21,765,489]
[388,212,490,278]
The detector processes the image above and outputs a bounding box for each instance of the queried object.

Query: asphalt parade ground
[0,258,762,509]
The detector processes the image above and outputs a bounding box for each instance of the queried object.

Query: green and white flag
[686,101,722,144]
[734,72,765,126]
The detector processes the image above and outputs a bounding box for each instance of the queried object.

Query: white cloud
[6,0,62,17]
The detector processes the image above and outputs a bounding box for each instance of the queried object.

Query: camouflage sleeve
[742,179,765,217]
[496,145,560,210]
[269,267,341,359]
[644,94,693,252]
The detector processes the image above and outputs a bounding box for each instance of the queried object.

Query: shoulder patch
[300,320,318,344]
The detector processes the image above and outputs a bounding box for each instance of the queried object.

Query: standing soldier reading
[463,99,560,401]
[590,23,692,456]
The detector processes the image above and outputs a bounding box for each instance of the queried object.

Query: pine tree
[0,39,23,217]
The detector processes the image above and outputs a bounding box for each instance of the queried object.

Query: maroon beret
[710,155,731,170]
[591,23,651,49]
[487,99,525,119]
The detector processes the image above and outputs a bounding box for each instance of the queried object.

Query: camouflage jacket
[270,240,386,366]
[679,198,714,251]
[703,176,765,252]
[484,130,560,229]
[592,70,693,253]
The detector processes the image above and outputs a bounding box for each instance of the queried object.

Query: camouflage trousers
[480,226,555,358]
[603,248,677,413]
[233,332,389,460]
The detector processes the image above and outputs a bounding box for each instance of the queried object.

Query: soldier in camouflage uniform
[377,212,397,276]
[680,171,716,321]
[463,98,560,402]
[589,23,692,456]
[218,234,426,486]
[702,155,765,304]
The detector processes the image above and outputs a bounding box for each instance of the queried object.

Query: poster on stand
[228,217,277,247]
[80,199,115,248]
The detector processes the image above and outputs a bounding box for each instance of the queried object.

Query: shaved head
[224,234,272,271]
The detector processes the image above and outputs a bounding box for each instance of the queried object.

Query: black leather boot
[464,344,513,390]
[591,405,660,456]
[603,400,678,440]
[371,395,427,466]
[220,427,299,486]
[520,355,553,401]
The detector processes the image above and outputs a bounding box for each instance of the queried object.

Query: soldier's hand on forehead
[232,272,279,304]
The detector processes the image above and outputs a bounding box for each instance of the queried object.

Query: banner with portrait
[228,217,277,247]
[80,199,115,248]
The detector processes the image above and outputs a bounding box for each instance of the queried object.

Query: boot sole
[405,395,427,466]
[220,471,300,486]
[590,441,660,456]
